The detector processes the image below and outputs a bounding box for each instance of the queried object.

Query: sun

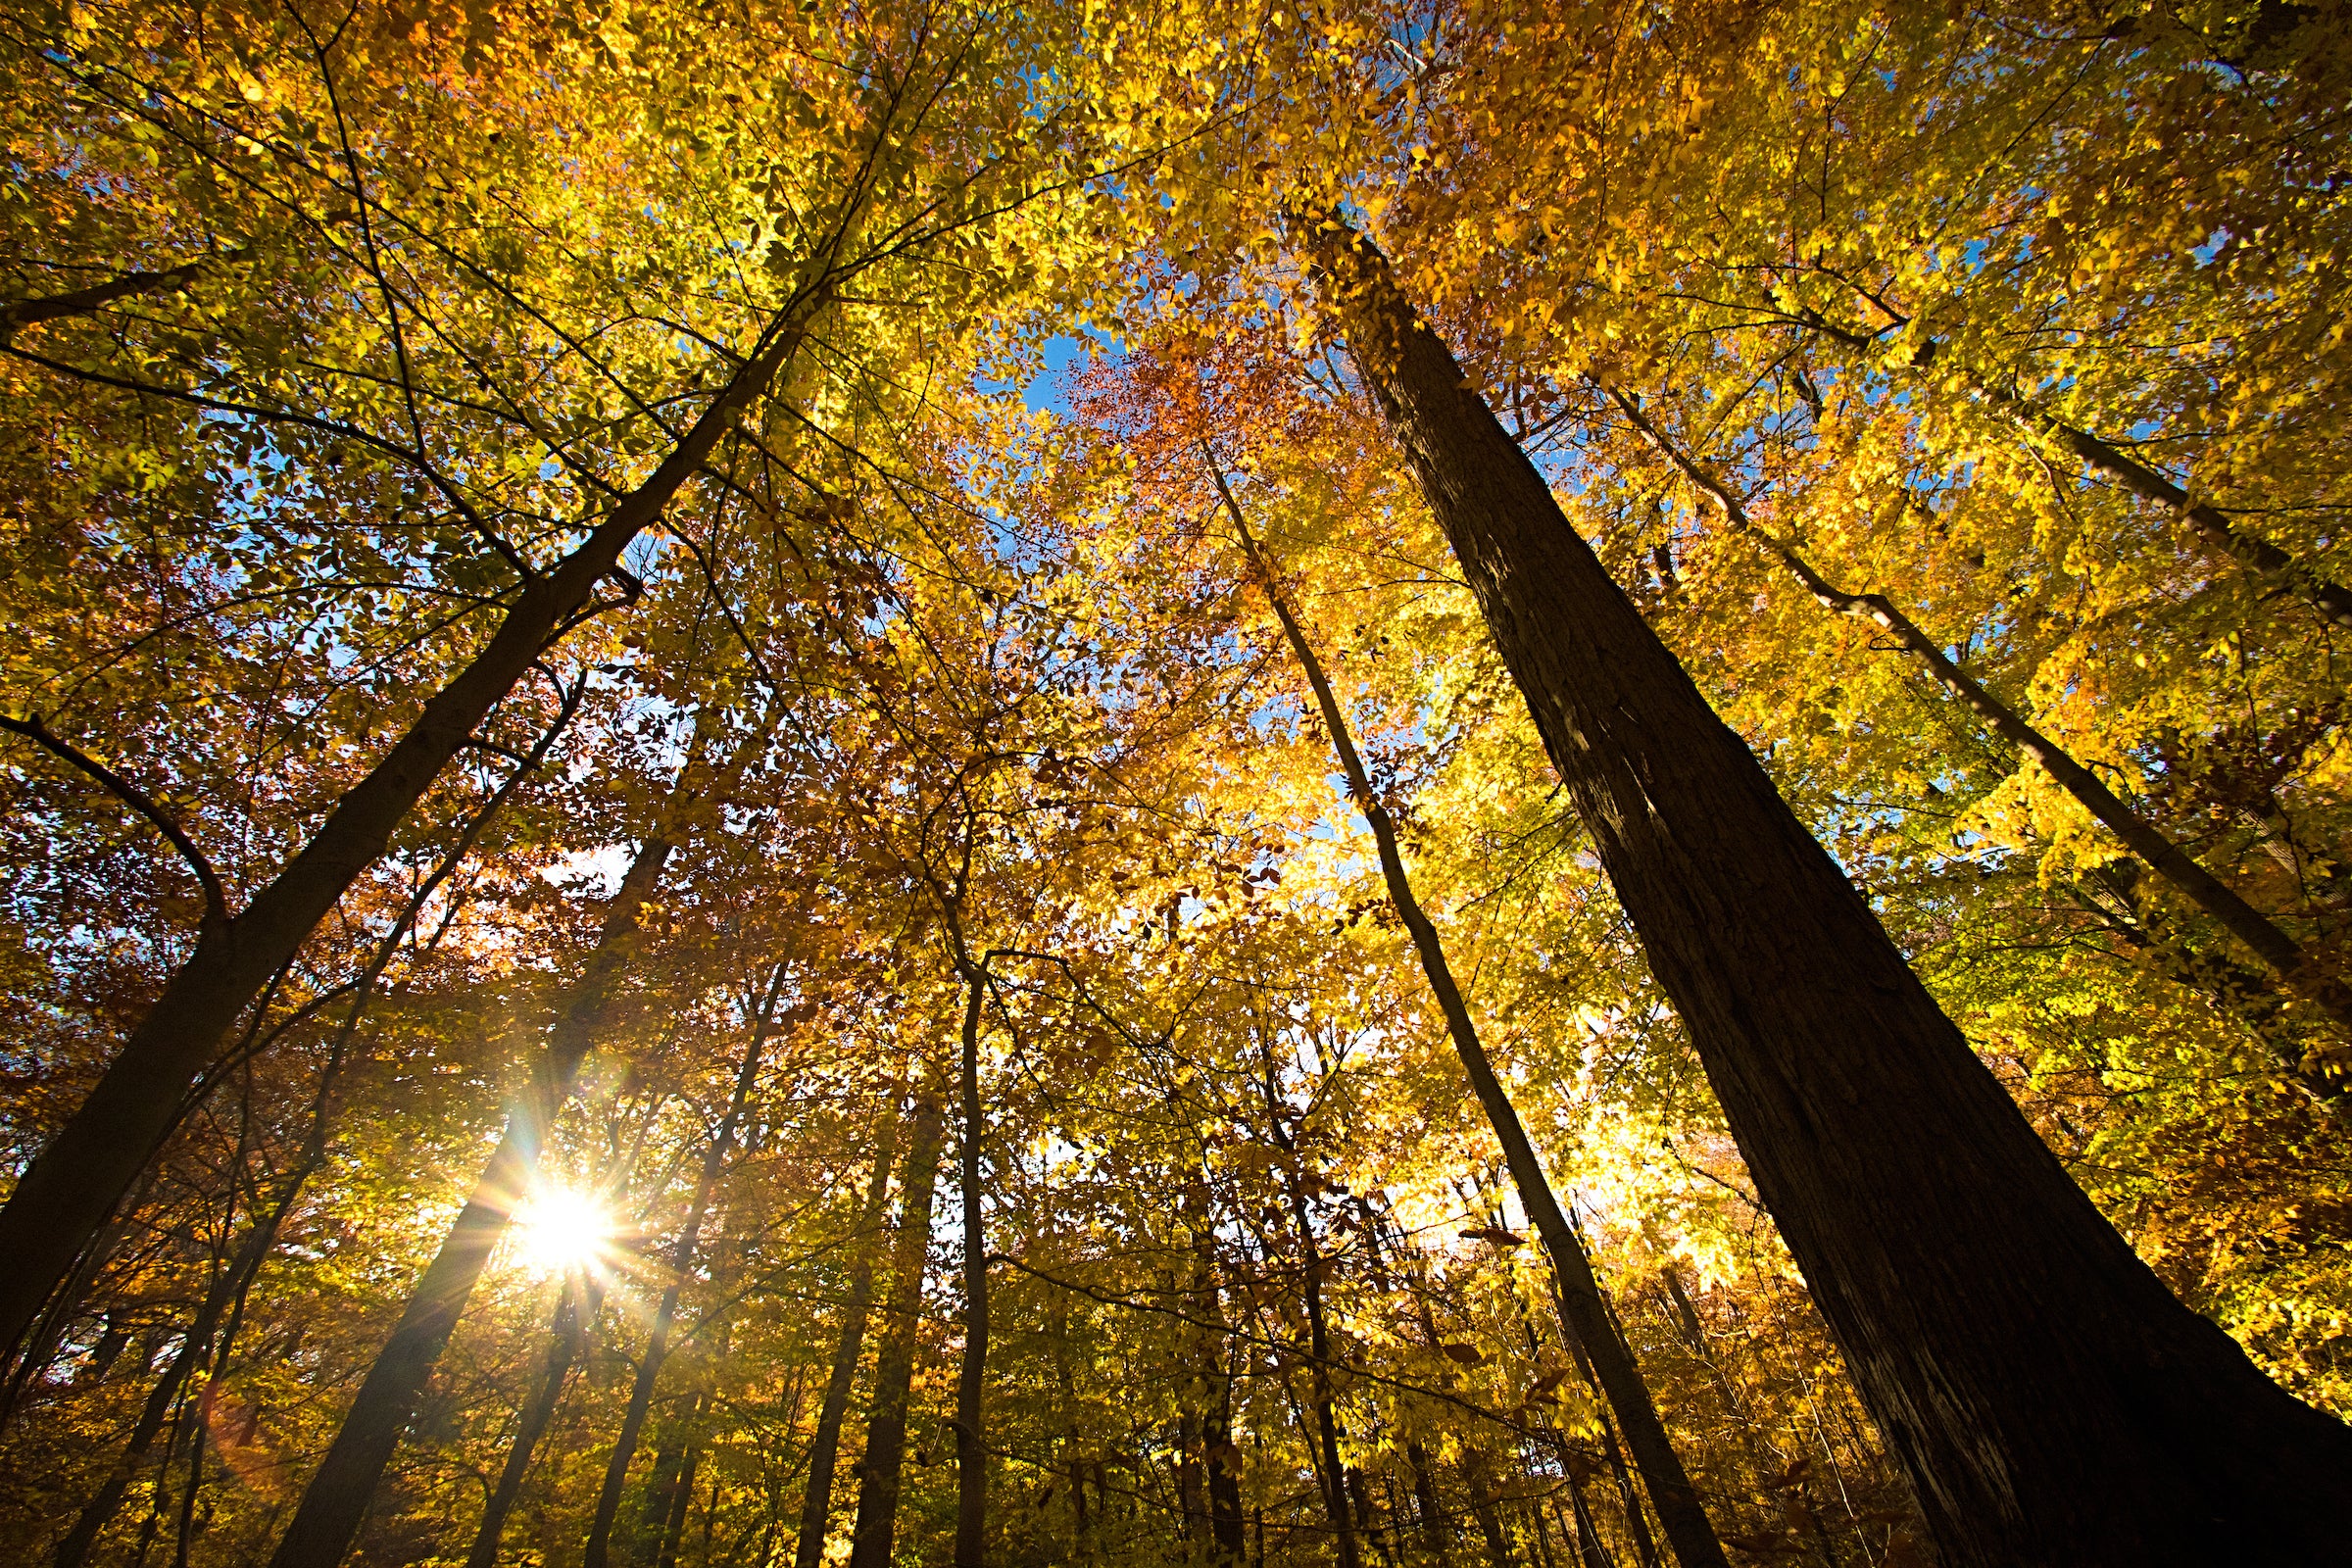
[513,1185,612,1274]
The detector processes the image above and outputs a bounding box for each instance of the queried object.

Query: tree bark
[585,966,788,1568]
[1212,463,1725,1568]
[0,286,828,1367]
[791,1101,906,1568]
[265,818,681,1568]
[1607,384,2352,1088]
[1310,221,2352,1566]
[843,1077,949,1568]
[465,1275,604,1568]
[951,968,991,1568]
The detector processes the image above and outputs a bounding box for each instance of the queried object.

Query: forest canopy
[1,3,2348,1567]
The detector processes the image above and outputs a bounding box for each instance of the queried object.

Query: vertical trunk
[1312,223,2352,1567]
[843,1078,949,1568]
[266,820,680,1568]
[952,966,990,1568]
[1406,1442,1446,1565]
[1561,1471,1614,1568]
[654,1418,704,1568]
[465,1276,604,1568]
[1214,466,1725,1568]
[791,1102,906,1568]
[1292,1194,1359,1568]
[1462,1451,1514,1568]
[586,967,787,1568]
[0,301,827,1366]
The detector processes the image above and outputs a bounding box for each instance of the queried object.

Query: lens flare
[513,1185,611,1273]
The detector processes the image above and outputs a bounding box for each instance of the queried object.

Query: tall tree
[1307,220,2352,1567]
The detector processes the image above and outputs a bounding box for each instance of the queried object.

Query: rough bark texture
[790,1106,904,1568]
[1314,224,2352,1567]
[265,826,677,1568]
[585,971,785,1568]
[0,298,822,1366]
[1216,465,1724,1568]
[843,1083,949,1568]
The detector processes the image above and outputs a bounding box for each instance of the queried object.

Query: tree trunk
[1286,1179,1360,1568]
[1310,221,2352,1566]
[584,968,787,1568]
[952,969,990,1568]
[265,820,681,1568]
[1406,1442,1446,1565]
[1212,463,1726,1568]
[843,1077,949,1568]
[1607,384,2352,1087]
[791,1101,906,1568]
[0,288,830,1368]
[466,1275,604,1568]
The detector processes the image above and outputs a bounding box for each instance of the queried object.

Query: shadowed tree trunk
[465,1275,605,1568]
[843,1073,949,1568]
[950,966,991,1568]
[1309,220,2352,1568]
[584,966,790,1568]
[1212,462,1725,1568]
[0,289,834,1371]
[791,1101,905,1568]
[265,804,687,1568]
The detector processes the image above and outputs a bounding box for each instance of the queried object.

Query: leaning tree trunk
[266,814,684,1568]
[0,283,833,1370]
[466,1275,605,1568]
[1211,464,1725,1568]
[584,968,788,1568]
[791,1101,905,1568]
[843,1078,949,1568]
[1309,221,2352,1566]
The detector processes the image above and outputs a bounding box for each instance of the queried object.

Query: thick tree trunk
[791,1102,905,1568]
[1311,223,2352,1566]
[265,822,680,1568]
[951,970,990,1568]
[0,294,826,1367]
[585,968,786,1568]
[466,1276,603,1568]
[1608,385,2352,1087]
[1214,465,1726,1568]
[843,1080,949,1568]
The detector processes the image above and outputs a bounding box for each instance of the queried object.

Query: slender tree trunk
[1406,1442,1447,1565]
[465,1275,605,1568]
[266,818,681,1568]
[843,1077,949,1568]
[1461,1450,1514,1568]
[948,967,992,1568]
[1286,1181,1360,1568]
[1212,463,1726,1568]
[0,274,838,1370]
[53,1078,337,1568]
[1608,384,2352,1083]
[586,967,788,1568]
[654,1411,705,1568]
[1310,221,2352,1567]
[791,1100,906,1568]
